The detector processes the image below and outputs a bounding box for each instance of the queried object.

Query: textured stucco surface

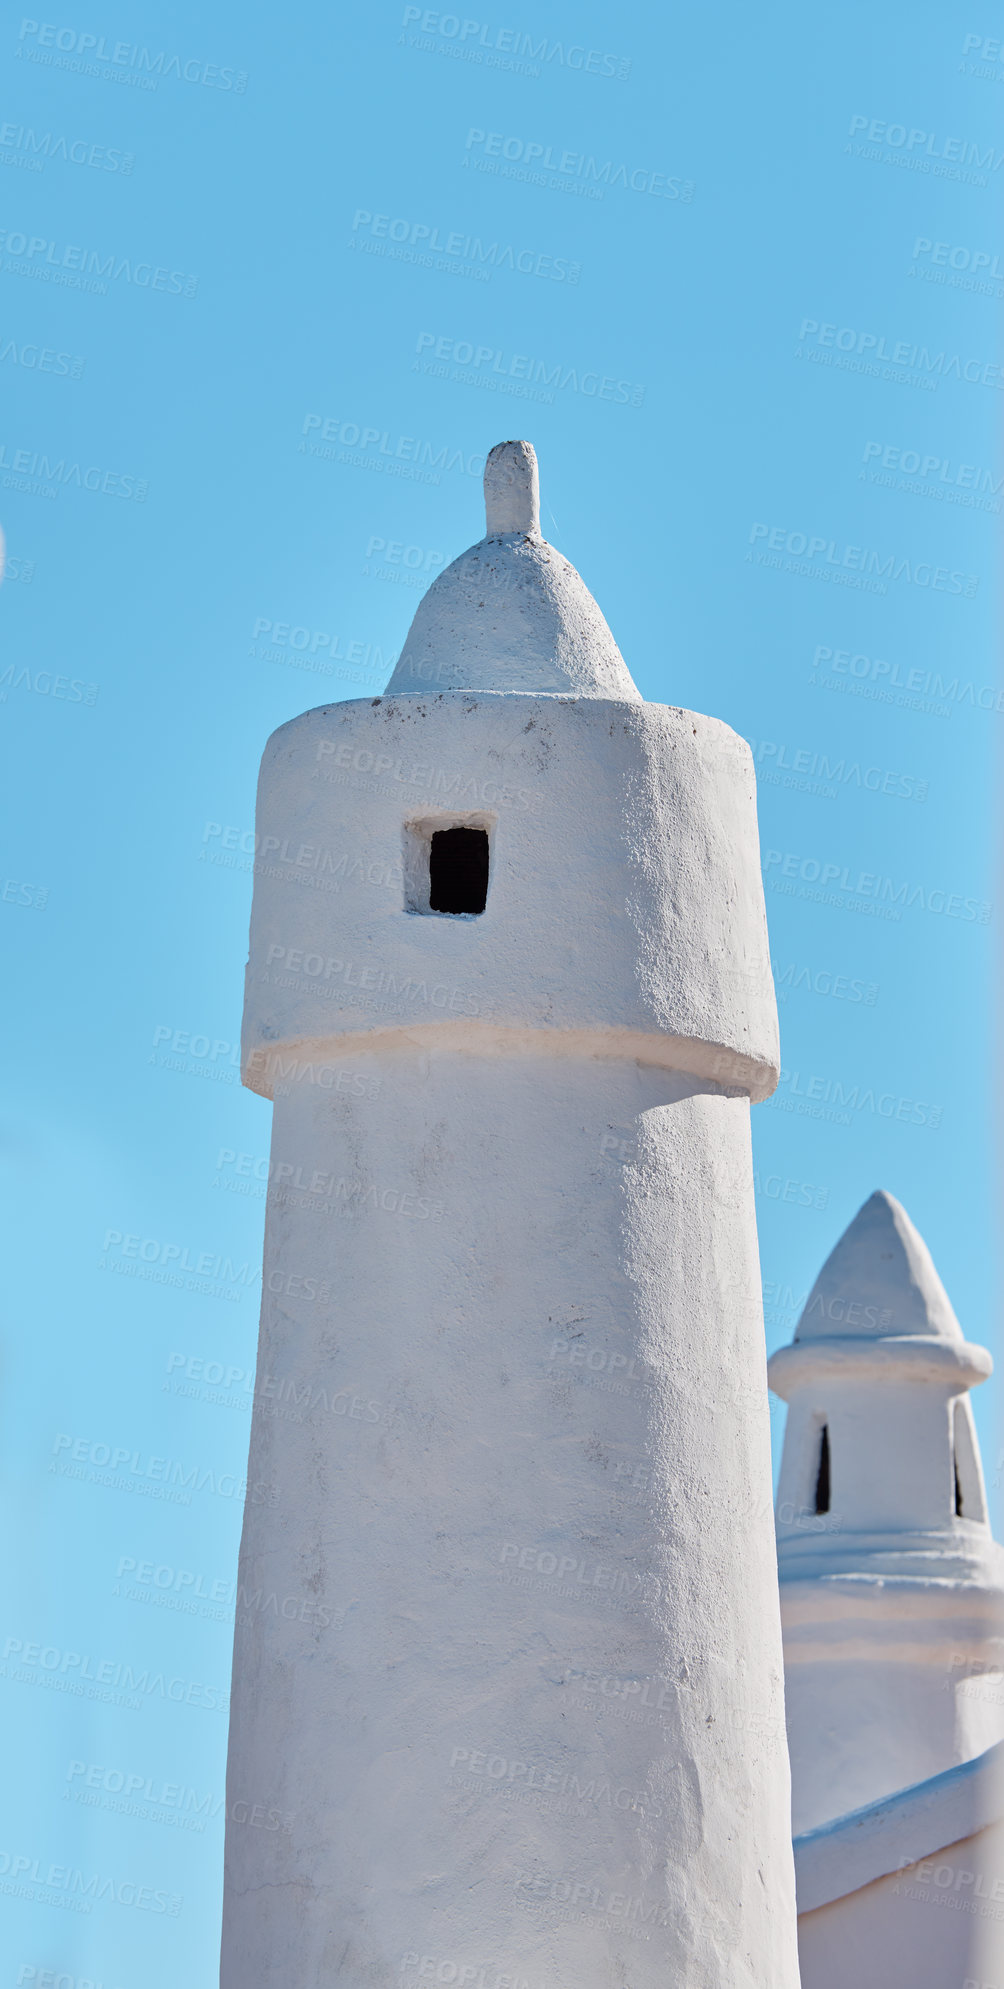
[222,1053,797,1987]
[386,441,637,702]
[241,693,779,1100]
[794,1735,1004,1912]
[796,1806,1004,1989]
[791,1188,966,1343]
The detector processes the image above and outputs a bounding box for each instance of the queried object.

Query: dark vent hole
[955,1452,964,1517]
[814,1425,830,1515]
[429,827,489,915]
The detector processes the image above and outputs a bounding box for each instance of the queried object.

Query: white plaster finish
[794,1736,1004,1913]
[222,1052,797,1987]
[223,440,799,1988]
[241,694,779,1102]
[386,443,638,700]
[788,1186,966,1344]
[796,1820,1004,1988]
[483,437,540,535]
[769,1192,1004,1837]
[794,1744,1004,1987]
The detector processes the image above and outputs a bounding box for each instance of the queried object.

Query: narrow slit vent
[814,1425,830,1515]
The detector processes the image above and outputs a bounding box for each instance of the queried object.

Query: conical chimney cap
[384,440,640,700]
[795,1190,962,1343]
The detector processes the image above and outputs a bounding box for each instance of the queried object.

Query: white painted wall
[239,692,779,1100]
[793,1739,1004,1987]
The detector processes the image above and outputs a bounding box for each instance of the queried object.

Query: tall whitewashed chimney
[221,441,800,1987]
[769,1188,1004,1837]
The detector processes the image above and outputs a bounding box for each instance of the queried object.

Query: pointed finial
[484,439,540,536]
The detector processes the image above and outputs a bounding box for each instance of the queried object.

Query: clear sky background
[1,2,1001,1981]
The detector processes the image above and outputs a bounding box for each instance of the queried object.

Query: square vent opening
[404,815,494,916]
[430,827,489,913]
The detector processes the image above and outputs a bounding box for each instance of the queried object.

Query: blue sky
[1,1,1000,1980]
